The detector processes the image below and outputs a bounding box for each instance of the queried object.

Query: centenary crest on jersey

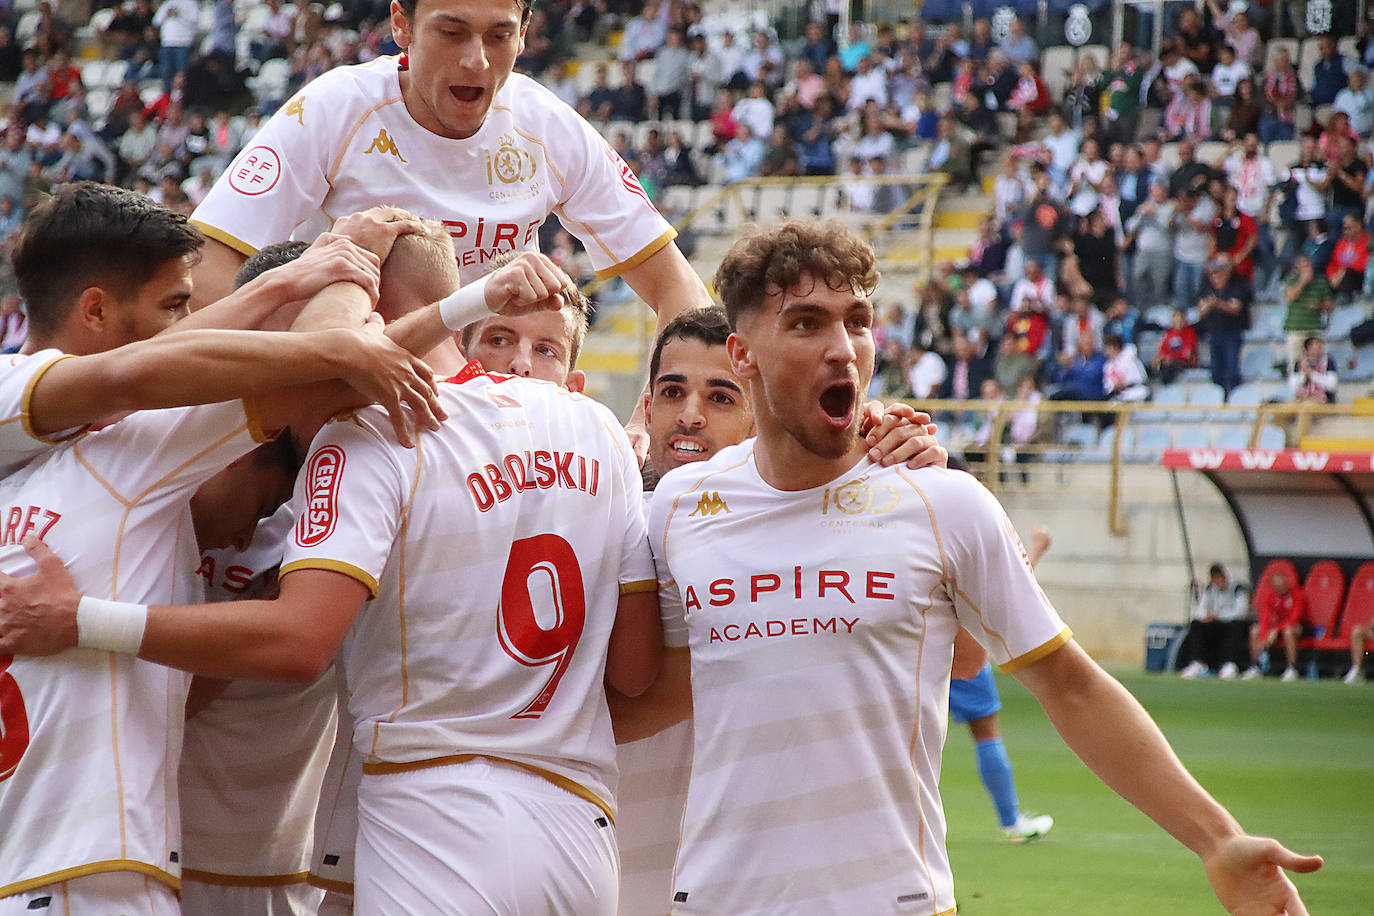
[485,135,538,185]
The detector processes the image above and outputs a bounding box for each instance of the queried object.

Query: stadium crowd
[0,0,1372,409]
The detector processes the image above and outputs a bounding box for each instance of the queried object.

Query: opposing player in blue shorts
[950,524,1055,842]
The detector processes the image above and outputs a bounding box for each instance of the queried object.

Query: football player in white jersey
[625,220,1321,916]
[0,185,444,914]
[187,0,711,342]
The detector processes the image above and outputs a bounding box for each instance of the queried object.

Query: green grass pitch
[941,669,1372,914]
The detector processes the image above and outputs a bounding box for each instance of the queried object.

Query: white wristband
[438,274,493,332]
[76,596,148,654]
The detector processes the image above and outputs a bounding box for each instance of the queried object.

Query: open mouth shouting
[818,381,857,429]
[450,85,484,104]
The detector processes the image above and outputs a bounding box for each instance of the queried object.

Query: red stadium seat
[1299,560,1346,651]
[1252,558,1299,620]
[1336,562,1374,647]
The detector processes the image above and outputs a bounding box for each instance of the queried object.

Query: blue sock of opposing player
[975,738,1020,828]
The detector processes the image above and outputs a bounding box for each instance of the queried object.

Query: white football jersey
[279,364,655,820]
[0,349,81,477]
[179,505,339,887]
[0,401,264,899]
[190,56,675,283]
[648,445,1071,916]
[306,674,360,896]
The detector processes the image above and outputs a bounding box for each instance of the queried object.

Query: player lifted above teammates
[629,219,1320,916]
[189,0,710,337]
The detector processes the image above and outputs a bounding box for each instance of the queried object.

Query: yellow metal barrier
[902,397,1372,537]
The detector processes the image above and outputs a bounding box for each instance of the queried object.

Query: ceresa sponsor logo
[296,445,345,547]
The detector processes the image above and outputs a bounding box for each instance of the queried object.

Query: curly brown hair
[712,220,880,328]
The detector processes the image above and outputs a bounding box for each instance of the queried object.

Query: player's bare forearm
[951,627,988,680]
[141,571,368,682]
[1014,641,1244,857]
[605,590,663,698]
[608,646,692,743]
[620,243,711,333]
[188,236,249,312]
[289,279,375,333]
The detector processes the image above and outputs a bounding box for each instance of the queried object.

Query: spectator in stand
[154,0,200,92]
[1196,255,1251,395]
[928,115,974,191]
[1210,44,1250,110]
[705,87,738,153]
[1212,3,1262,69]
[786,57,826,111]
[993,153,1029,224]
[251,0,295,62]
[1102,43,1144,145]
[619,2,667,62]
[1118,145,1153,222]
[1172,182,1217,306]
[1281,253,1334,367]
[1326,212,1371,300]
[1177,5,1218,71]
[1158,40,1200,100]
[731,80,773,141]
[1311,35,1351,107]
[1022,167,1068,280]
[847,54,887,111]
[1058,294,1105,359]
[1062,52,1104,131]
[581,63,614,121]
[1063,209,1121,307]
[964,18,994,62]
[1222,78,1262,142]
[1163,76,1212,142]
[1317,111,1357,162]
[1212,185,1260,285]
[611,60,647,121]
[760,125,799,177]
[1103,295,1139,346]
[1272,136,1328,265]
[1102,333,1149,402]
[1040,111,1080,191]
[0,27,22,83]
[0,293,26,354]
[968,217,1010,279]
[797,20,835,75]
[1007,60,1049,141]
[838,22,871,72]
[1244,570,1306,682]
[104,0,157,62]
[999,19,1037,65]
[686,32,722,120]
[662,129,703,186]
[1321,136,1369,236]
[1167,139,1217,199]
[1334,67,1374,137]
[741,31,783,89]
[1179,564,1251,681]
[940,332,993,400]
[1260,46,1301,144]
[905,337,948,399]
[854,109,895,168]
[14,49,49,105]
[648,27,690,119]
[1152,307,1199,383]
[716,122,763,183]
[1289,336,1339,403]
[716,29,749,90]
[794,94,838,176]
[0,196,20,241]
[1047,330,1107,402]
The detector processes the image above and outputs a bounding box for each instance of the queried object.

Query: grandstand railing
[903,397,1373,536]
[671,173,948,277]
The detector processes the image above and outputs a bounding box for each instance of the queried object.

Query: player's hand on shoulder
[341,316,446,448]
[485,252,569,317]
[1202,833,1321,916]
[279,233,383,305]
[0,536,81,657]
[330,206,429,261]
[861,400,948,470]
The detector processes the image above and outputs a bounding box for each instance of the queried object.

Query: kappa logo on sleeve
[229,145,282,195]
[296,445,346,547]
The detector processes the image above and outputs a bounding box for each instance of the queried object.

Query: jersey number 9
[0,655,29,782]
[497,535,586,719]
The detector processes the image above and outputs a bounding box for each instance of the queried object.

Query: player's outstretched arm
[860,401,948,469]
[386,251,570,359]
[1013,640,1322,914]
[607,647,692,744]
[173,234,383,332]
[620,242,712,332]
[0,540,364,683]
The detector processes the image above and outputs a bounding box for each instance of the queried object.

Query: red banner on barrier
[1161,449,1374,472]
